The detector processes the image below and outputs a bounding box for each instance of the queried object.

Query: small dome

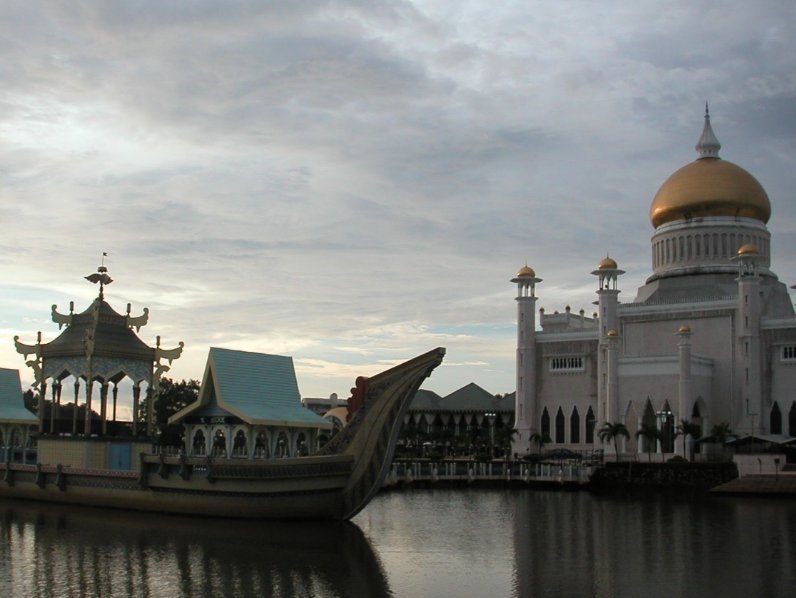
[516,265,536,278]
[598,256,618,270]
[678,325,691,334]
[607,329,619,337]
[737,243,760,256]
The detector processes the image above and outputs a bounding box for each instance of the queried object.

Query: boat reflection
[0,499,392,598]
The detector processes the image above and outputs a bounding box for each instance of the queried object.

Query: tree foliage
[151,378,201,447]
[598,422,630,459]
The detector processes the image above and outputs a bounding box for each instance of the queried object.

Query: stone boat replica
[1,267,445,520]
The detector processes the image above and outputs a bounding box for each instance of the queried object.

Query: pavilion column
[100,382,109,436]
[146,387,154,438]
[72,380,80,435]
[84,380,93,435]
[132,383,141,436]
[112,383,119,422]
[39,380,48,434]
[49,381,60,434]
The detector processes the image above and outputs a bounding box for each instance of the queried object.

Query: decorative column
[72,380,80,435]
[733,244,763,434]
[132,383,141,436]
[511,265,542,455]
[593,257,625,430]
[606,330,620,425]
[677,325,692,424]
[39,380,48,434]
[49,381,59,433]
[112,383,119,422]
[100,382,109,436]
[84,380,94,436]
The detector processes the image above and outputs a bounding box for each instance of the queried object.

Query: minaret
[592,257,624,427]
[511,265,541,455]
[677,325,692,425]
[732,244,763,434]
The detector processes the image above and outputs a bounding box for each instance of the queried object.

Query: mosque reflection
[0,500,391,598]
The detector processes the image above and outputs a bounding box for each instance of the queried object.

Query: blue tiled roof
[170,348,330,428]
[0,368,37,424]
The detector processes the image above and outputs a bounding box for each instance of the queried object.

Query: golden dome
[516,265,536,278]
[607,329,619,337]
[678,325,691,334]
[650,158,770,228]
[737,243,760,256]
[598,256,618,270]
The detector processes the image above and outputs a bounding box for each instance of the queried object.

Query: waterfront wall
[589,461,738,491]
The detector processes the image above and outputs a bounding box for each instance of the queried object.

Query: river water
[1,488,793,598]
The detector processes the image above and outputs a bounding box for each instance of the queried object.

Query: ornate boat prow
[317,347,446,519]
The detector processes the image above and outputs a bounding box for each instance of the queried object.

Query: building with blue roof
[0,367,37,463]
[170,347,332,458]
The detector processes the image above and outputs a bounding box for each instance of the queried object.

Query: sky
[1,0,795,401]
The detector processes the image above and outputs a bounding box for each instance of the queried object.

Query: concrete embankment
[588,461,738,492]
[710,473,796,496]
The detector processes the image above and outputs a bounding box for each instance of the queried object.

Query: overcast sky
[1,0,794,400]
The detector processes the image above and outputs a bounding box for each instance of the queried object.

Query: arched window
[541,408,550,439]
[770,402,782,435]
[585,407,596,444]
[570,406,580,444]
[276,431,290,457]
[555,407,565,443]
[233,430,248,457]
[296,432,308,456]
[192,430,206,456]
[255,431,269,458]
[789,402,796,437]
[212,430,226,457]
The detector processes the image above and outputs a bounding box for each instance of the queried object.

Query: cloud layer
[1,1,795,398]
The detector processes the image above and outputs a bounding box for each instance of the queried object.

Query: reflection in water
[2,491,795,598]
[0,500,391,598]
[358,489,796,598]
[514,491,796,598]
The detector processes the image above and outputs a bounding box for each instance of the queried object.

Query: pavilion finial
[696,102,721,159]
[84,257,113,300]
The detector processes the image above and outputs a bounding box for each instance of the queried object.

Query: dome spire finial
[696,102,721,159]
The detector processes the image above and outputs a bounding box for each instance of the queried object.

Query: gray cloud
[1,0,794,398]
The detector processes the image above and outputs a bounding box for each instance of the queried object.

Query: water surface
[1,489,793,597]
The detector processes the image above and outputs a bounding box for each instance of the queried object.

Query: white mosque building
[512,108,796,457]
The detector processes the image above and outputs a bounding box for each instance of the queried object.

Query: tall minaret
[592,257,624,427]
[511,265,541,455]
[732,243,763,434]
[677,324,693,425]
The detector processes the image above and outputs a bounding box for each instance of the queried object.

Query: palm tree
[598,422,629,460]
[675,419,701,460]
[529,430,552,454]
[711,422,733,461]
[494,426,519,459]
[635,423,661,462]
[711,422,732,443]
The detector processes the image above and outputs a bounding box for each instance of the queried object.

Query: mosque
[512,108,796,457]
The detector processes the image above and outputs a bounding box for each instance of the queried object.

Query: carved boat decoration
[0,347,445,520]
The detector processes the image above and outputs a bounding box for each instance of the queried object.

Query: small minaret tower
[592,257,624,428]
[511,265,541,455]
[732,243,763,434]
[677,324,693,425]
